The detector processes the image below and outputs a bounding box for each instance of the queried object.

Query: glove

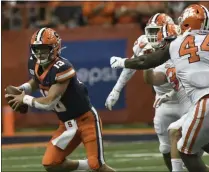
[110,56,127,69]
[105,89,120,110]
[153,90,175,108]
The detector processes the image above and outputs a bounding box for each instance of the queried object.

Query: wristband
[19,83,32,94]
[23,95,34,107]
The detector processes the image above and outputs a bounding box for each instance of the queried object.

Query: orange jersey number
[179,35,209,63]
[166,67,179,91]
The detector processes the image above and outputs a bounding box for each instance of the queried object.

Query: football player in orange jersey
[6,28,115,172]
[111,4,209,172]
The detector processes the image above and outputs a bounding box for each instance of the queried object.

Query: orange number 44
[179,35,209,63]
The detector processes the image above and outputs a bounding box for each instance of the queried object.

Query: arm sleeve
[125,44,170,70]
[114,63,136,92]
[55,62,76,83]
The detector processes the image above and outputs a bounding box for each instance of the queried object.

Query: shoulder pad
[133,35,149,56]
[54,59,76,83]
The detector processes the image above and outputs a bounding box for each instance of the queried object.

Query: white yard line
[3,152,208,161]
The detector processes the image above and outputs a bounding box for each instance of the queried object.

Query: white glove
[110,56,127,69]
[105,89,120,110]
[153,90,175,108]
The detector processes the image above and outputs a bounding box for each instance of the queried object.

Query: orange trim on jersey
[187,99,207,154]
[35,59,57,83]
[181,101,200,153]
[56,72,76,83]
[153,98,161,108]
[56,67,73,77]
[39,84,50,91]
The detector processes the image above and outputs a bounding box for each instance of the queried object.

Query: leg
[202,142,209,154]
[42,123,82,172]
[179,151,208,172]
[168,114,188,172]
[169,129,184,172]
[177,99,209,172]
[154,104,179,172]
[78,108,115,172]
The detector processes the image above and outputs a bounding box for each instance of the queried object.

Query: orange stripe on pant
[42,109,105,170]
[181,101,200,153]
[188,98,207,154]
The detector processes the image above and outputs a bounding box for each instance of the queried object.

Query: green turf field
[2,141,209,171]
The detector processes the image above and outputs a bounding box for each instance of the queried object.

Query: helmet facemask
[145,25,162,48]
[31,44,54,66]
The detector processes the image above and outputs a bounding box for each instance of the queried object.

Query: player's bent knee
[159,144,171,154]
[43,165,54,172]
[88,156,102,170]
[42,156,64,167]
[169,129,181,141]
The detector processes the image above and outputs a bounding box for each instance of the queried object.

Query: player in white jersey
[144,23,193,172]
[106,13,177,171]
[157,24,193,172]
[110,4,209,172]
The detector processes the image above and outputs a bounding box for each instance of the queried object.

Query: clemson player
[106,13,178,171]
[155,24,193,172]
[6,28,115,172]
[110,4,209,172]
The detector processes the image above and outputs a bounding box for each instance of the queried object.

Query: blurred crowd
[2,1,209,31]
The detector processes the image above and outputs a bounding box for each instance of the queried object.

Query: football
[5,85,28,114]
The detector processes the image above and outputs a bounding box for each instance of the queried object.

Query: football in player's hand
[5,85,28,114]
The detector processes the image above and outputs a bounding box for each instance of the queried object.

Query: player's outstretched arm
[125,45,170,70]
[105,55,136,110]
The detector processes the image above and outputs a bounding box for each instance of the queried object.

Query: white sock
[171,159,184,172]
[77,159,90,170]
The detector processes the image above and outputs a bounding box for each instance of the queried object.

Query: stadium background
[2,1,209,171]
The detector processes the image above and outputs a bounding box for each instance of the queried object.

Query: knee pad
[88,156,102,170]
[159,144,171,154]
[42,156,64,166]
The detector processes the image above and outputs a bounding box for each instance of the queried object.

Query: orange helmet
[145,13,174,48]
[157,24,181,42]
[178,4,209,33]
[157,24,181,48]
[30,27,61,65]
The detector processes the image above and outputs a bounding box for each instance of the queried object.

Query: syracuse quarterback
[5,28,115,172]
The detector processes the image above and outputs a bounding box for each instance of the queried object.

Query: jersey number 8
[40,89,66,112]
[179,35,209,63]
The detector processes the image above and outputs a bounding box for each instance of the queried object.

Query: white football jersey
[133,35,178,103]
[169,30,209,104]
[164,60,192,114]
[153,63,179,104]
[133,34,152,56]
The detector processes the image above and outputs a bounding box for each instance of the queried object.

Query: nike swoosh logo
[111,59,117,65]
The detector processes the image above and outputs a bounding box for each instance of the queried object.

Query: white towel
[51,119,78,150]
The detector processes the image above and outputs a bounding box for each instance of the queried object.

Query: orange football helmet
[145,13,174,48]
[178,4,209,33]
[30,28,61,65]
[157,24,181,42]
[157,24,181,48]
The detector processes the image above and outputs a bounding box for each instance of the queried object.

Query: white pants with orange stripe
[154,103,183,154]
[177,97,209,154]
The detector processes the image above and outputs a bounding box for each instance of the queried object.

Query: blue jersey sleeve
[54,59,76,83]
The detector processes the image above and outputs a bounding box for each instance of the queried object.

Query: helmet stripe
[201,5,209,30]
[151,13,160,23]
[36,27,46,42]
[162,24,168,38]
